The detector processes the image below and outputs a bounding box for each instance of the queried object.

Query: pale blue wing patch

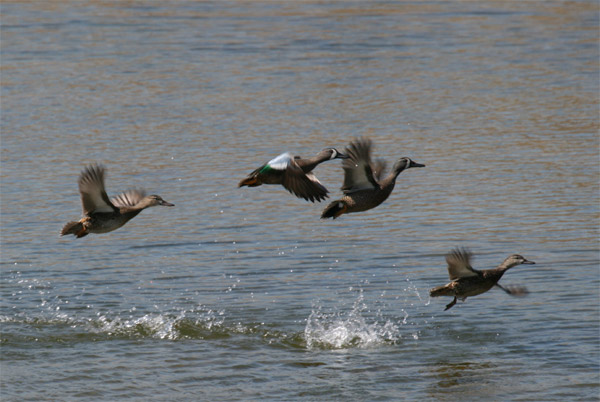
[267,152,293,171]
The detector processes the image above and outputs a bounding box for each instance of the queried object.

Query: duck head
[393,157,425,173]
[321,148,349,160]
[501,254,535,270]
[146,195,175,207]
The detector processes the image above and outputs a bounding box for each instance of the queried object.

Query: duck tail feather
[238,176,260,187]
[61,221,83,237]
[429,285,453,297]
[321,200,346,219]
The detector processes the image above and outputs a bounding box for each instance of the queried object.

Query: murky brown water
[1,1,598,400]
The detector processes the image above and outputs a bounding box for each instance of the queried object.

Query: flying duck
[238,148,348,202]
[430,248,535,310]
[61,164,174,238]
[321,138,425,218]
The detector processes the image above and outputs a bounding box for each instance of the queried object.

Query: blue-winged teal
[430,248,535,310]
[238,148,348,202]
[61,165,174,238]
[321,138,425,219]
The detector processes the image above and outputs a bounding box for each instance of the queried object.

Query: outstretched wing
[78,165,117,215]
[341,138,379,194]
[111,189,147,208]
[282,163,329,202]
[446,248,478,280]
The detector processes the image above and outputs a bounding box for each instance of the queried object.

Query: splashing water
[92,307,226,340]
[304,292,404,350]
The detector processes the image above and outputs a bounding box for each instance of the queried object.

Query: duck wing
[446,248,478,280]
[239,152,290,186]
[371,158,387,182]
[282,158,329,202]
[78,165,117,214]
[249,152,294,177]
[266,152,294,170]
[111,189,147,208]
[341,138,379,194]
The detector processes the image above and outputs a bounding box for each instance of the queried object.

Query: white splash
[93,307,224,340]
[304,292,402,349]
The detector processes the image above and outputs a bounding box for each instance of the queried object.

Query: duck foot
[444,297,457,311]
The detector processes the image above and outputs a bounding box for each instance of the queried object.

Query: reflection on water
[428,361,496,389]
[1,0,598,400]
[425,360,509,401]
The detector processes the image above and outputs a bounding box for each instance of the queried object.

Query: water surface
[1,1,598,400]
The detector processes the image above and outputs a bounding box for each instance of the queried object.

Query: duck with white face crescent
[238,147,348,203]
[321,137,425,219]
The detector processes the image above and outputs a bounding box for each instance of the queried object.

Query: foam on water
[92,309,225,340]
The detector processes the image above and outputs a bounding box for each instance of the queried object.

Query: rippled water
[1,1,598,400]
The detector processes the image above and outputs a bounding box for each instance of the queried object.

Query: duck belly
[343,191,386,213]
[258,170,285,185]
[455,280,495,297]
[86,214,128,234]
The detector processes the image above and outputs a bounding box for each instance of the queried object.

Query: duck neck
[482,267,507,281]
[499,258,521,270]
[491,262,517,280]
[297,153,329,173]
[119,198,153,214]
[379,167,404,190]
[134,197,155,210]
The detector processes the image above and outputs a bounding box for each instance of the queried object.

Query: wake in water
[2,271,428,348]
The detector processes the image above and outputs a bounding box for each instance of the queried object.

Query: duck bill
[160,200,175,207]
[410,161,425,168]
[336,152,350,159]
[522,260,535,264]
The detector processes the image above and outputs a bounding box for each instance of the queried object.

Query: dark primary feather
[282,167,328,202]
